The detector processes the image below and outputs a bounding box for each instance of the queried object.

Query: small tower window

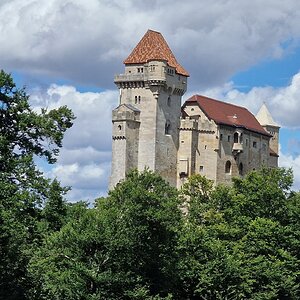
[167,96,171,106]
[225,161,231,174]
[138,96,141,104]
[165,122,171,135]
[135,96,138,104]
[118,125,122,131]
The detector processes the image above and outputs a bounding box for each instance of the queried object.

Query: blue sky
[231,45,300,156]
[1,0,300,201]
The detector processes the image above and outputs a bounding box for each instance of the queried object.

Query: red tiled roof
[124,29,189,77]
[184,95,271,137]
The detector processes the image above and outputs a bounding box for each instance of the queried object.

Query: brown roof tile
[184,95,271,137]
[124,29,189,77]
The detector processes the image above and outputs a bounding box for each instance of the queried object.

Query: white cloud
[31,68,300,201]
[1,0,300,89]
[279,151,300,191]
[191,72,300,190]
[31,84,117,202]
[191,71,300,129]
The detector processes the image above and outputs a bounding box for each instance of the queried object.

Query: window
[253,141,257,148]
[239,163,243,176]
[135,96,138,104]
[167,96,171,106]
[138,96,141,104]
[234,132,239,143]
[118,125,122,130]
[204,145,207,149]
[246,139,248,146]
[165,122,171,135]
[228,135,231,142]
[220,134,223,141]
[225,161,231,174]
[150,65,155,72]
[137,67,143,73]
[200,166,204,172]
[240,133,243,144]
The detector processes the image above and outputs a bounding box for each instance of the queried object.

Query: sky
[1,0,300,202]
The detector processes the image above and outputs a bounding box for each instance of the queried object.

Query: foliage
[2,69,300,299]
[0,70,74,299]
[178,168,300,299]
[27,170,183,299]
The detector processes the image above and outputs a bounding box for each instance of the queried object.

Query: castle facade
[109,30,279,189]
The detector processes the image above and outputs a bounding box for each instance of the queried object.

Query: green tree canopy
[0,70,75,299]
[28,170,183,299]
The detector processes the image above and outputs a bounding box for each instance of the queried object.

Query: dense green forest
[1,70,300,299]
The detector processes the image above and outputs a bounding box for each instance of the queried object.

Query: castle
[109,30,279,189]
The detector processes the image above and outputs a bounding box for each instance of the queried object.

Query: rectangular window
[200,166,204,172]
[220,134,223,140]
[228,135,231,142]
[253,141,257,148]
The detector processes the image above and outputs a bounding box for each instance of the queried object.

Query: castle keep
[109,30,279,189]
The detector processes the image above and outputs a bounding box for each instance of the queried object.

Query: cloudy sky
[1,0,300,202]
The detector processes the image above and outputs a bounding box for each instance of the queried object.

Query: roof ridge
[194,94,248,111]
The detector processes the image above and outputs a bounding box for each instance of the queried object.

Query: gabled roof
[124,29,189,77]
[184,95,271,137]
[256,103,279,127]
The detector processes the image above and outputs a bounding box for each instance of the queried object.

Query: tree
[178,168,300,299]
[0,70,75,299]
[27,170,183,299]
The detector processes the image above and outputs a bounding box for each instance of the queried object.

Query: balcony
[232,142,243,154]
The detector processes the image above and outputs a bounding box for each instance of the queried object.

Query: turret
[256,103,280,166]
[110,30,189,188]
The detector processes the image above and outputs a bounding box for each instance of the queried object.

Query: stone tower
[256,103,280,156]
[109,30,189,189]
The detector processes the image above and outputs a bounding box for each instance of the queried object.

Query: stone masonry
[109,30,279,189]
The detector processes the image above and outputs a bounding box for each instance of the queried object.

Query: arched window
[118,125,122,131]
[165,121,171,135]
[234,132,239,143]
[135,96,138,104]
[239,162,243,176]
[138,96,141,104]
[239,133,243,144]
[225,161,231,174]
